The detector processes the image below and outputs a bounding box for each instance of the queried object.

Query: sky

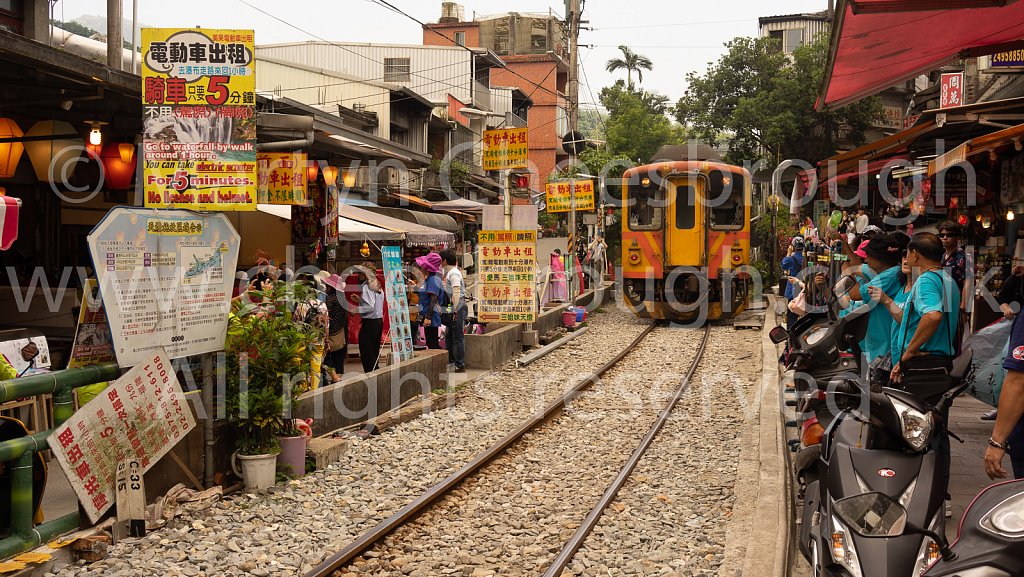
[54,0,830,108]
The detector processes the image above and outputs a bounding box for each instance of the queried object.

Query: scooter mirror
[834,492,908,538]
[832,275,857,300]
[769,326,789,344]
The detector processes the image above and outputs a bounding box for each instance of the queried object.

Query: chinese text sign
[545,180,596,213]
[477,230,537,323]
[482,128,528,171]
[47,348,196,523]
[940,72,964,110]
[141,28,257,211]
[257,152,309,205]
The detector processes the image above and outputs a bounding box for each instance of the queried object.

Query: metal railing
[0,362,120,559]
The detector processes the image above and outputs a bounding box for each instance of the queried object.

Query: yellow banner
[141,28,257,211]
[257,152,309,205]
[477,230,537,323]
[483,128,528,170]
[545,179,596,213]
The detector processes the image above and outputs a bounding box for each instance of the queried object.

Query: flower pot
[276,435,307,478]
[232,452,278,491]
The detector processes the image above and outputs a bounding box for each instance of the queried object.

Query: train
[620,159,752,322]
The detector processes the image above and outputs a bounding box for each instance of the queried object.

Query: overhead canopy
[341,205,455,246]
[256,204,291,219]
[820,120,937,174]
[818,0,1024,110]
[824,155,910,189]
[929,121,1024,175]
[364,206,459,232]
[431,197,487,213]
[256,204,402,241]
[388,192,433,209]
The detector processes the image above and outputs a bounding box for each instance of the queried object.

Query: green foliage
[224,281,320,455]
[675,34,880,165]
[430,158,471,189]
[600,82,686,163]
[751,208,800,280]
[605,45,654,89]
[577,108,606,141]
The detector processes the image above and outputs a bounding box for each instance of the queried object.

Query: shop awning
[0,196,20,251]
[363,206,459,232]
[823,155,910,189]
[820,120,937,175]
[341,205,455,246]
[818,0,1024,109]
[431,197,488,213]
[255,204,402,241]
[389,192,433,209]
[929,121,1024,175]
[256,204,292,219]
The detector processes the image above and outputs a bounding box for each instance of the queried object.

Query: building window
[530,20,547,52]
[383,57,411,83]
[454,31,465,46]
[0,0,22,34]
[768,30,784,52]
[493,16,510,55]
[784,29,803,53]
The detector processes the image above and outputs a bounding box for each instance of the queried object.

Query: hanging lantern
[24,120,82,182]
[342,169,357,188]
[360,241,371,257]
[321,165,339,187]
[118,142,135,164]
[983,217,993,229]
[0,118,25,179]
[100,143,136,190]
[976,214,983,222]
[1007,209,1016,222]
[958,215,968,226]
[306,160,319,184]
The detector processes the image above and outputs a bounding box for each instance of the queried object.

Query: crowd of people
[782,218,1024,486]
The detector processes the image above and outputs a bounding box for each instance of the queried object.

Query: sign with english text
[47,349,196,523]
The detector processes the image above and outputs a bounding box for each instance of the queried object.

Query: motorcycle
[796,348,973,576]
[832,478,1024,576]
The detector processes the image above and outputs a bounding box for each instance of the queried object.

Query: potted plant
[224,280,319,490]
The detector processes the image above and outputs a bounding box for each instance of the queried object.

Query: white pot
[232,452,278,491]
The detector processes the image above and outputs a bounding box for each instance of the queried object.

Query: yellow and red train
[620,159,752,322]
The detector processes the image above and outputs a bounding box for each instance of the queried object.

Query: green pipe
[0,363,120,403]
[0,432,47,463]
[0,512,80,559]
[10,453,32,539]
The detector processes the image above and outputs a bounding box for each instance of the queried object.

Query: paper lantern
[0,118,24,179]
[342,169,357,188]
[118,142,135,164]
[24,120,83,182]
[100,143,136,190]
[321,165,339,187]
[306,161,319,183]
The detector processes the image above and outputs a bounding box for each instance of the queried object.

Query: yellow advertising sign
[141,28,257,211]
[477,230,537,323]
[257,152,309,205]
[482,128,528,170]
[545,179,596,213]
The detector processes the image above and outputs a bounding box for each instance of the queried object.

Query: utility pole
[566,0,581,299]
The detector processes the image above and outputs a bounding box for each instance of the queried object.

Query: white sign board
[87,207,240,367]
[47,348,196,523]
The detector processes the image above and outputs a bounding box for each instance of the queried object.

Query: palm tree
[605,45,653,90]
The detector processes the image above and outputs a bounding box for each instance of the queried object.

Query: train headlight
[731,253,742,264]
[640,177,651,187]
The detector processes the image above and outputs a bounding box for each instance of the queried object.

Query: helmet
[792,239,805,251]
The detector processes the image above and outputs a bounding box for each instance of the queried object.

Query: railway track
[305,322,713,577]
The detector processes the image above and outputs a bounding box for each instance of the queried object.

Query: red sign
[940,73,964,109]
[902,114,921,129]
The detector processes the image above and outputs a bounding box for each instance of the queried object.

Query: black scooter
[797,350,973,576]
[833,478,1024,576]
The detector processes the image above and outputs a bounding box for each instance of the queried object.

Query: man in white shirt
[854,208,870,234]
[440,249,467,372]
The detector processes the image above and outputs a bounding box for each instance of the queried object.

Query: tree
[605,45,653,89]
[600,81,686,163]
[675,34,880,165]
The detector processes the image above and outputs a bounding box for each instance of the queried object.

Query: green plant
[430,158,471,189]
[751,207,799,281]
[224,281,320,455]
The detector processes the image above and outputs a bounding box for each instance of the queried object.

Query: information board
[47,348,196,523]
[545,180,596,213]
[477,230,537,323]
[87,207,240,367]
[381,246,413,362]
[482,128,528,170]
[141,28,257,211]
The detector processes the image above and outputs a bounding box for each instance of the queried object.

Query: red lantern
[957,215,968,226]
[100,143,136,190]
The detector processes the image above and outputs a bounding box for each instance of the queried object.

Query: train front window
[628,184,663,230]
[708,171,745,230]
[675,185,696,229]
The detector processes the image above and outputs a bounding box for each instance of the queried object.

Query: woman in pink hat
[319,272,348,382]
[414,253,444,349]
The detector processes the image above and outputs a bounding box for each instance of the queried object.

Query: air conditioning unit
[383,166,402,186]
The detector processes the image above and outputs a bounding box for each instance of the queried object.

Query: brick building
[424,4,570,191]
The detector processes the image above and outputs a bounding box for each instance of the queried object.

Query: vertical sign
[381,246,413,362]
[257,152,309,205]
[940,72,964,109]
[47,348,196,523]
[67,278,115,368]
[545,180,596,213]
[477,230,537,323]
[114,459,146,540]
[141,28,257,211]
[88,207,240,367]
[482,128,528,170]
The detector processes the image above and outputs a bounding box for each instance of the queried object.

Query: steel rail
[541,323,713,577]
[304,322,659,577]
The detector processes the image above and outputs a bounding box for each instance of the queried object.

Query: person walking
[441,249,467,372]
[354,263,384,373]
[415,253,445,350]
[983,314,1024,480]
[319,272,348,383]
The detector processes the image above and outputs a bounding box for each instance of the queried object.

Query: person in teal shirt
[891,233,960,378]
[844,235,904,362]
